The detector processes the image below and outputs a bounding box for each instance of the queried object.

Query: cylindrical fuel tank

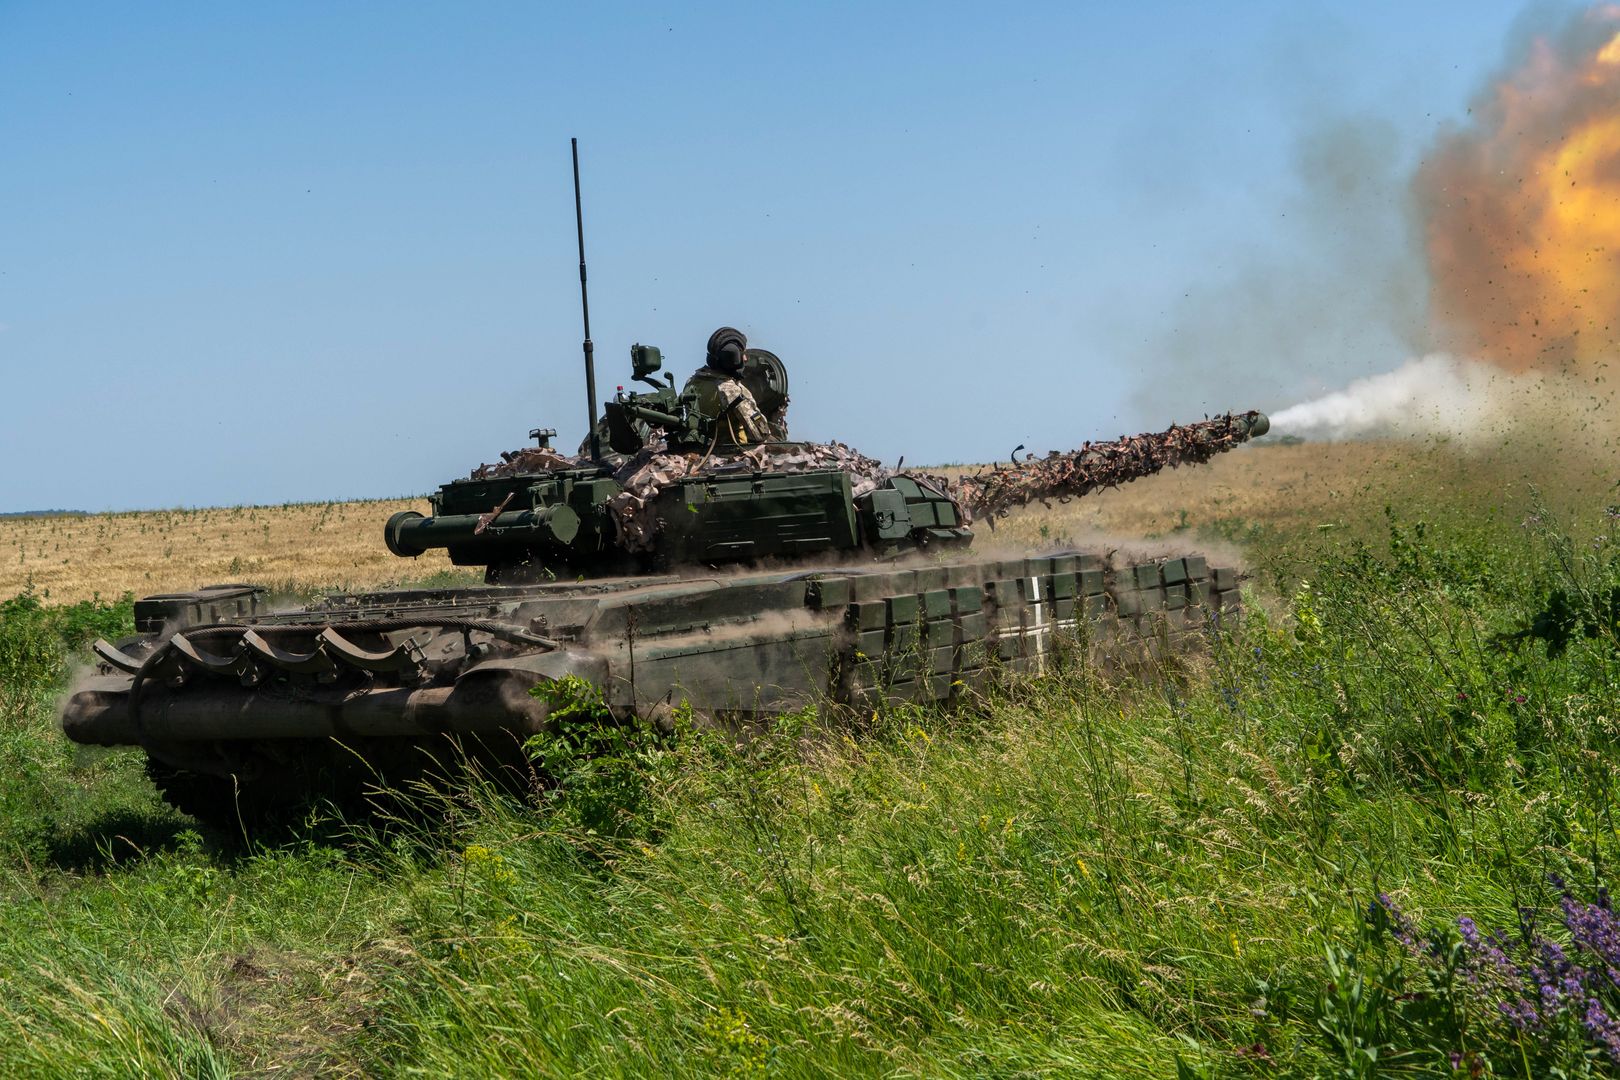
[385,505,581,557]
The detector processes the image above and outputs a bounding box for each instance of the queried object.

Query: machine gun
[602,343,790,454]
[601,344,705,452]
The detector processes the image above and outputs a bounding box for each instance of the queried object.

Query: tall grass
[347,504,1620,1076]
[2,500,1620,1074]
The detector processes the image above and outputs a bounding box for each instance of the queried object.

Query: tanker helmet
[706,326,748,373]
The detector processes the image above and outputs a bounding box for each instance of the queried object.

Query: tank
[59,341,1269,826]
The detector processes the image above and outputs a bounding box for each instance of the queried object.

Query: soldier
[682,326,787,445]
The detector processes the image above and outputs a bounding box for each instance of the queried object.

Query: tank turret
[381,344,1267,586]
[382,344,972,582]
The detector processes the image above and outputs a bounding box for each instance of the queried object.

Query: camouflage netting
[469,440,892,553]
[923,411,1268,526]
[608,441,890,551]
[471,447,581,479]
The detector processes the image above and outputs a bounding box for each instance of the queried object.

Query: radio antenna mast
[571,138,601,462]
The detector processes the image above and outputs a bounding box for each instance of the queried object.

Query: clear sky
[0,1,1542,511]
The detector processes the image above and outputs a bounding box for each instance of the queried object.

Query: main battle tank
[61,341,1268,826]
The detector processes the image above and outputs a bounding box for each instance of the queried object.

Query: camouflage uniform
[682,366,781,446]
[683,326,785,446]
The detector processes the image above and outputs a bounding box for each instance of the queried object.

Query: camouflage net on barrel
[920,411,1268,527]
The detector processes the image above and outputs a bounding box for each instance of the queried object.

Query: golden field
[2,438,1609,604]
[0,499,456,604]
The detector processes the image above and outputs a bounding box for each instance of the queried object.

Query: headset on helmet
[706,326,748,373]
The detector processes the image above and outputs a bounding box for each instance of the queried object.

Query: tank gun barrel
[938,410,1269,525]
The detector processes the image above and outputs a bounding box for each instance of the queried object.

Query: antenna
[571,138,601,462]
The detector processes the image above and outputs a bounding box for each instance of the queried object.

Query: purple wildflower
[1499,997,1540,1031]
[1562,895,1620,983]
[1586,998,1620,1062]
[1377,893,1426,952]
[1459,922,1518,984]
[1379,884,1620,1062]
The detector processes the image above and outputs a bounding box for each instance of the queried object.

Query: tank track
[145,735,539,834]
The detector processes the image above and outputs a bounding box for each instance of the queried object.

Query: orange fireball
[1420,18,1620,371]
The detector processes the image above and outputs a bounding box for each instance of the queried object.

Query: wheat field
[0,498,454,604]
[2,438,1605,604]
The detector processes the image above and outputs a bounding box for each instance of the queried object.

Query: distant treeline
[0,510,87,519]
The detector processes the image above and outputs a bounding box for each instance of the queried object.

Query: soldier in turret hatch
[683,326,787,445]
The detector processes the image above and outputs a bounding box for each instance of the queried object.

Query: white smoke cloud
[1271,353,1550,442]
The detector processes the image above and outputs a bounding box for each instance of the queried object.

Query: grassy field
[5,436,1608,605]
[4,436,1620,1076]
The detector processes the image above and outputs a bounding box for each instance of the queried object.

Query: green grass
[4,496,1620,1076]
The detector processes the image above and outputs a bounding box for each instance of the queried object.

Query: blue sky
[0,1,1543,511]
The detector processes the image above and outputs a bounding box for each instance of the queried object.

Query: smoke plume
[1272,355,1492,441]
[1124,114,1428,424]
[1186,7,1620,442]
[1270,352,1603,443]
